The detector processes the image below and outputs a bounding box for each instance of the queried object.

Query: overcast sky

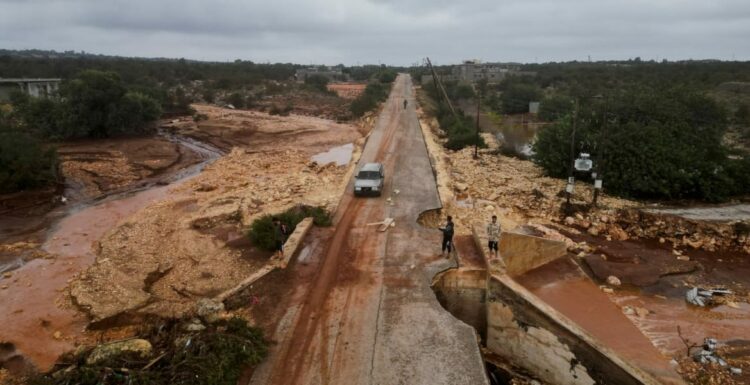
[1,0,748,65]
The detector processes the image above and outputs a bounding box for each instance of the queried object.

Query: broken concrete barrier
[497,231,567,276]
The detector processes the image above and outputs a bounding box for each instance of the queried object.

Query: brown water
[516,258,685,384]
[0,183,183,370]
[0,134,221,371]
[610,293,750,357]
[645,204,750,222]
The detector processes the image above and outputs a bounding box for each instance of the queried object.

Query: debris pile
[686,287,733,307]
[25,316,268,385]
[690,338,743,376]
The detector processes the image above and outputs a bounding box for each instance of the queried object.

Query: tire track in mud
[266,78,405,385]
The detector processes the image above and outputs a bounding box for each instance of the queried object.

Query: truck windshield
[357,171,380,180]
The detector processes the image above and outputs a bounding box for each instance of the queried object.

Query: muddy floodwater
[645,204,750,222]
[311,143,354,166]
[0,134,221,371]
[611,292,750,356]
[517,258,684,383]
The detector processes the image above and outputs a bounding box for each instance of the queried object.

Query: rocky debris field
[165,104,366,154]
[69,106,366,324]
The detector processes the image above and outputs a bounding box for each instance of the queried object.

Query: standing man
[403,99,408,109]
[272,217,286,260]
[486,215,501,258]
[439,215,455,258]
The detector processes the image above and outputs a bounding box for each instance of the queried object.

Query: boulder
[608,225,629,241]
[196,298,225,324]
[606,275,622,287]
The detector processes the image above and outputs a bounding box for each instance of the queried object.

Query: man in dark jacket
[439,215,454,258]
[272,217,287,259]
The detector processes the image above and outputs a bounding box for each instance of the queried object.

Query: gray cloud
[0,0,748,65]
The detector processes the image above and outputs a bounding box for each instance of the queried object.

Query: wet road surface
[249,74,488,385]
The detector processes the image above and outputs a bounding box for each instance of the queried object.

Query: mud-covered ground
[0,105,371,378]
[327,82,366,100]
[253,88,354,121]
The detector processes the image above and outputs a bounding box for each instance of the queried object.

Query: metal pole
[592,97,608,207]
[474,89,481,159]
[566,99,579,206]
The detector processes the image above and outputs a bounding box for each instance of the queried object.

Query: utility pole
[592,97,609,207]
[425,57,458,118]
[566,99,580,207]
[474,88,481,159]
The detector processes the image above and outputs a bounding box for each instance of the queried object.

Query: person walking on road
[403,99,408,109]
[439,215,455,258]
[486,215,501,258]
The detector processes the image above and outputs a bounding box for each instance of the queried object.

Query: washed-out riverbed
[0,133,221,371]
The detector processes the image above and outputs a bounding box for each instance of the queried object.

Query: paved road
[249,74,488,385]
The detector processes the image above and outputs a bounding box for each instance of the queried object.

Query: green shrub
[533,86,749,201]
[376,70,397,83]
[501,83,542,114]
[0,129,59,194]
[227,92,246,108]
[11,70,162,139]
[350,81,391,117]
[304,74,330,93]
[247,205,331,251]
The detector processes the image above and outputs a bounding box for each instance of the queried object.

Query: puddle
[644,204,750,222]
[310,143,353,166]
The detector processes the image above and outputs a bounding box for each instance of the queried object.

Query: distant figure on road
[403,99,408,109]
[486,215,501,258]
[272,217,288,259]
[439,215,454,258]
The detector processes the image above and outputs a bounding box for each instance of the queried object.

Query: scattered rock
[606,275,622,287]
[608,225,629,241]
[601,286,614,294]
[635,307,650,318]
[53,331,63,340]
[196,298,225,324]
[564,216,575,226]
[183,318,207,332]
[86,339,153,365]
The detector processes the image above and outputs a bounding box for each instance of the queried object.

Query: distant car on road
[354,163,384,197]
